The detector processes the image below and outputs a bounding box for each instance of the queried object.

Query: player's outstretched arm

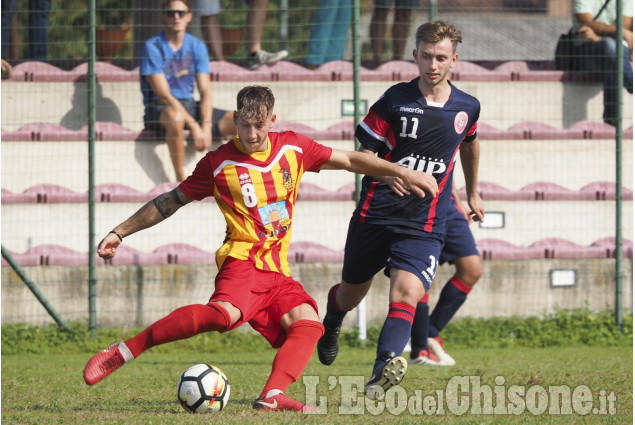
[97,188,193,259]
[322,149,439,198]
[459,137,484,222]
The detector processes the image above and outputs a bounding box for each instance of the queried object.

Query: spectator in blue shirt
[141,0,233,181]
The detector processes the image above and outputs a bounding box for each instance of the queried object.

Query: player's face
[234,110,276,154]
[163,1,192,32]
[413,38,457,89]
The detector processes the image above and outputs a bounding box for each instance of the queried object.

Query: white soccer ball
[177,363,230,413]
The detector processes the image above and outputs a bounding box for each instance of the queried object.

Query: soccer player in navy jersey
[316,20,484,399]
[83,85,438,413]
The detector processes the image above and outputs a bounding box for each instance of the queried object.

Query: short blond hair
[415,20,463,52]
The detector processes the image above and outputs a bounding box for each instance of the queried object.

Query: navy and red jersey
[354,78,480,235]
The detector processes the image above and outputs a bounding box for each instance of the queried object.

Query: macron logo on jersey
[399,106,424,114]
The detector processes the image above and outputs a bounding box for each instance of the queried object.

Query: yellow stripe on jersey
[213,143,306,276]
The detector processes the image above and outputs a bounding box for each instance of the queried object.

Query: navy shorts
[438,202,479,265]
[341,217,444,292]
[144,101,227,140]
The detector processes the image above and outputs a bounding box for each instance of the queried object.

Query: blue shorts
[341,217,443,292]
[382,200,479,279]
[439,202,479,265]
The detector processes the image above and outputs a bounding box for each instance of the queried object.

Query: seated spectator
[141,0,235,182]
[305,0,352,69]
[572,0,633,126]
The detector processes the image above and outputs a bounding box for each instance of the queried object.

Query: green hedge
[2,308,631,356]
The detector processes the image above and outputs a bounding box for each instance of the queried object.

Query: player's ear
[270,113,277,126]
[450,53,458,68]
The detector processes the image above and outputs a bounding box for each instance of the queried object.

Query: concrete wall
[2,259,632,328]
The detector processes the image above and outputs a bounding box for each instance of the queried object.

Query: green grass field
[2,344,632,424]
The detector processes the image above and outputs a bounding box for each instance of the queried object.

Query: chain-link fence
[1,0,632,330]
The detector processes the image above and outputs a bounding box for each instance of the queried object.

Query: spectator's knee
[599,37,618,57]
[160,106,186,129]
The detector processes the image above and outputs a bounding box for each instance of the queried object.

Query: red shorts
[209,257,318,348]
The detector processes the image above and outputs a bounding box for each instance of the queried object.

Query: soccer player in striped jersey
[316,20,484,399]
[83,85,438,412]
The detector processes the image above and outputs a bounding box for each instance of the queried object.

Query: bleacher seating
[2,237,631,267]
[3,60,632,132]
[3,180,632,205]
[2,181,631,260]
[2,60,632,266]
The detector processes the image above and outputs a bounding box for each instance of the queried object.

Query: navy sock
[410,301,429,357]
[429,277,471,337]
[372,302,415,377]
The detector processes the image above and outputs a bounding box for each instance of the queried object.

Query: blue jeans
[1,0,51,61]
[575,37,634,125]
[306,0,352,66]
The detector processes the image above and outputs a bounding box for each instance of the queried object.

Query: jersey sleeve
[463,121,478,143]
[279,132,332,172]
[355,92,392,153]
[178,153,215,200]
[460,96,480,143]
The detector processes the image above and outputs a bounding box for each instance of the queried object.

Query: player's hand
[466,192,485,223]
[385,176,410,196]
[97,232,122,260]
[455,201,474,224]
[400,169,438,198]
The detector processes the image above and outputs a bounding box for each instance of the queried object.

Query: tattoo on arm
[170,188,185,206]
[153,193,173,219]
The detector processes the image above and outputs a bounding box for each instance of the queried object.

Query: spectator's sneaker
[253,389,316,413]
[83,342,133,385]
[247,49,288,70]
[317,315,341,365]
[364,356,408,400]
[427,336,456,366]
[409,349,441,365]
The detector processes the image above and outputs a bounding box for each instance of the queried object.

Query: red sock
[260,320,324,398]
[125,303,232,358]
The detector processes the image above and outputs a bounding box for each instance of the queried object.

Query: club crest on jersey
[257,200,292,238]
[454,111,468,134]
[279,168,294,192]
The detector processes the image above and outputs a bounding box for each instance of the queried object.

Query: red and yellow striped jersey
[179,131,332,276]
